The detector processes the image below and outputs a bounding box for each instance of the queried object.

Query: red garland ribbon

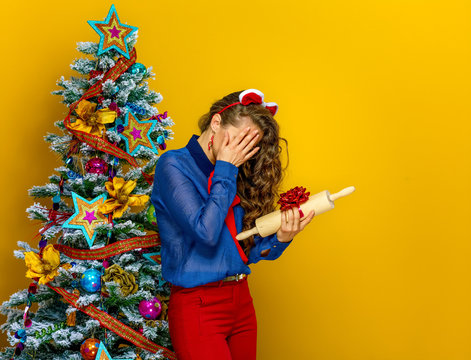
[45,283,176,359]
[277,186,310,211]
[89,70,103,79]
[33,207,74,240]
[45,49,169,354]
[46,234,171,357]
[63,47,154,186]
[53,234,160,260]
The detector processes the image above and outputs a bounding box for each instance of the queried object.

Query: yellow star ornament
[98,177,149,218]
[24,245,72,285]
[69,99,117,138]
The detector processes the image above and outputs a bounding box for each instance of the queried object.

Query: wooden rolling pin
[236,186,355,240]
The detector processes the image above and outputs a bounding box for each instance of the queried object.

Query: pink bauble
[85,158,109,175]
[138,297,162,320]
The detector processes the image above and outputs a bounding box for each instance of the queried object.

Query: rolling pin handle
[235,227,259,240]
[329,186,355,202]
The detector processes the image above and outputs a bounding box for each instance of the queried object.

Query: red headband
[216,89,279,116]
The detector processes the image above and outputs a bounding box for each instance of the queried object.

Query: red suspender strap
[208,170,249,264]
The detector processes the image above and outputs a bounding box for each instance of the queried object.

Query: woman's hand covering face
[216,126,261,167]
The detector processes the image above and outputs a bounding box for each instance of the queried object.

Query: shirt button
[273,245,277,248]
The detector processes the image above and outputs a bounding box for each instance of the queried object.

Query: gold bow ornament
[69,99,117,138]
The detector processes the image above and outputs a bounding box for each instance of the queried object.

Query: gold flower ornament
[99,177,149,218]
[102,264,138,297]
[24,245,72,285]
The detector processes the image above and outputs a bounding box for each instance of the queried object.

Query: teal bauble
[128,63,147,76]
[80,269,102,293]
[147,204,157,226]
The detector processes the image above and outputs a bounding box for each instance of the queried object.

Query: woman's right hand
[216,127,260,167]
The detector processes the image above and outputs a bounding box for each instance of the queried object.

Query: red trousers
[168,276,257,360]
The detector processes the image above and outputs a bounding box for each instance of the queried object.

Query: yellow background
[1,0,470,359]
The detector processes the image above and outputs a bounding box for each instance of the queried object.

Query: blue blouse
[150,134,292,288]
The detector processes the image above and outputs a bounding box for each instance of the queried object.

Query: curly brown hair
[198,90,289,259]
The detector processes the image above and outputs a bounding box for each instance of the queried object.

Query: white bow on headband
[217,89,279,116]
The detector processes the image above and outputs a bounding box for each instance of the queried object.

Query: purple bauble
[138,297,162,320]
[85,158,109,175]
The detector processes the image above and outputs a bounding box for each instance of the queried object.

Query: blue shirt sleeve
[247,231,293,265]
[152,154,239,248]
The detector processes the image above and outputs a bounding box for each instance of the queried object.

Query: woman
[150,89,315,360]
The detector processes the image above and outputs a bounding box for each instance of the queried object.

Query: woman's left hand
[276,207,315,242]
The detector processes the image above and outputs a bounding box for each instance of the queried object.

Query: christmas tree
[0,5,177,360]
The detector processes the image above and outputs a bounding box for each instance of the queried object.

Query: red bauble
[85,158,109,175]
[28,283,37,294]
[80,338,100,360]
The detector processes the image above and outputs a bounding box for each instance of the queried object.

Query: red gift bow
[277,186,310,216]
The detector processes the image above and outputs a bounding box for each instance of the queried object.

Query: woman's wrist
[275,231,293,243]
[277,236,293,243]
[214,159,239,179]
